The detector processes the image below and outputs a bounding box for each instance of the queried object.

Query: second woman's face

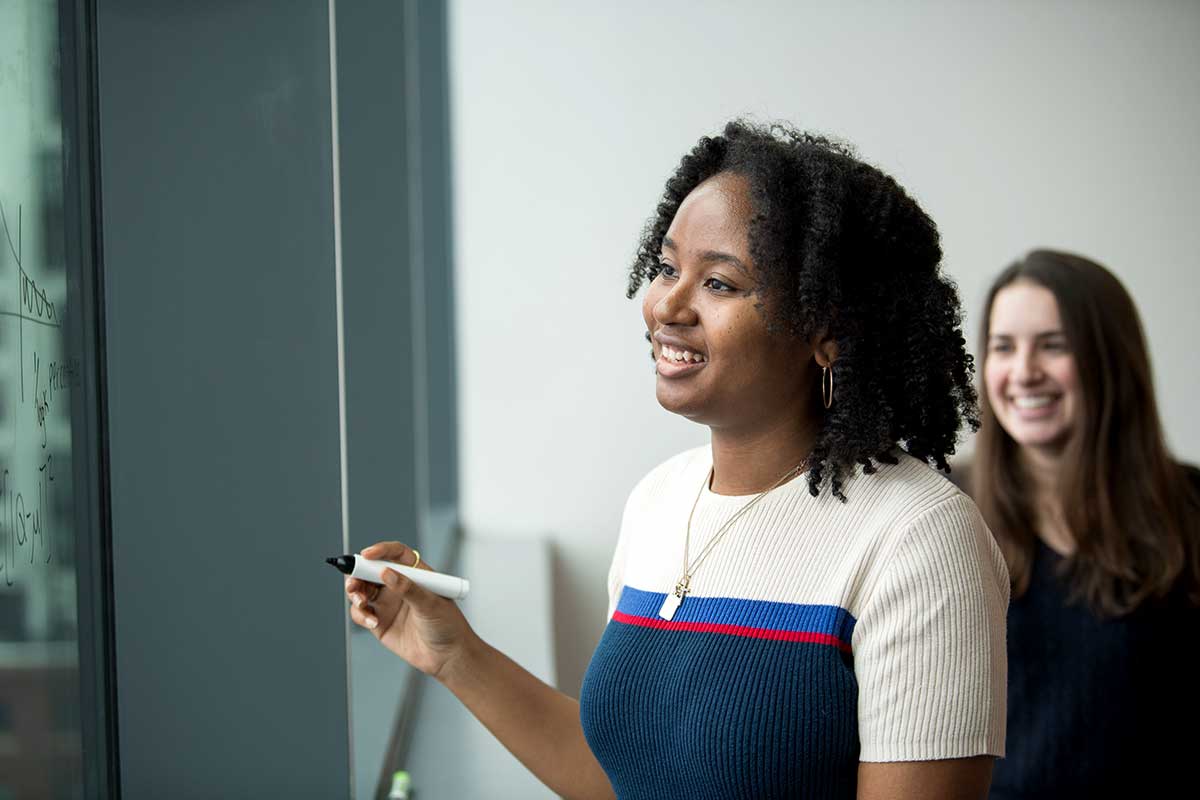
[984,281,1080,452]
[641,173,815,431]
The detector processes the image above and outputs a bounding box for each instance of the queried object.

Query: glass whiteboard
[0,1,97,797]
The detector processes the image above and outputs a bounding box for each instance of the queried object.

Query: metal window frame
[58,0,119,796]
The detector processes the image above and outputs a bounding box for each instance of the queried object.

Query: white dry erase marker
[326,554,470,600]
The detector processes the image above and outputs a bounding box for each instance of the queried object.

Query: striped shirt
[580,446,1008,799]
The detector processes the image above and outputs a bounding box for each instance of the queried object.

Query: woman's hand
[348,543,614,800]
[344,541,475,680]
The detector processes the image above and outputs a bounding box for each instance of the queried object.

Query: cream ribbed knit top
[581,445,1008,798]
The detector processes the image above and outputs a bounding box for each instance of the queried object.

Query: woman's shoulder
[850,451,971,521]
[852,455,1009,612]
[1181,462,1200,492]
[644,444,711,483]
[623,444,711,506]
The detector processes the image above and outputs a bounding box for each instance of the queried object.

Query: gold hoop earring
[822,365,834,410]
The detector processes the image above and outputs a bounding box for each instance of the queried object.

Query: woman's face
[641,173,816,431]
[984,280,1080,452]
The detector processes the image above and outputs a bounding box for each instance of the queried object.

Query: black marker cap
[326,555,355,575]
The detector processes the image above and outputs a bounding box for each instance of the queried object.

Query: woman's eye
[656,263,678,279]
[1042,340,1068,352]
[988,342,1013,354]
[704,277,734,292]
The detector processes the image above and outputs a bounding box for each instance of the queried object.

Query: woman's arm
[346,542,614,800]
[438,630,616,800]
[858,757,994,800]
[852,497,1008,794]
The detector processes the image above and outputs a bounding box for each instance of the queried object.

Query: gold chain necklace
[657,460,807,621]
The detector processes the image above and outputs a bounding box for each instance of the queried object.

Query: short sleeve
[605,530,627,622]
[604,479,642,621]
[853,494,1009,762]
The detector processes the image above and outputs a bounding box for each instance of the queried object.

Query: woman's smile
[653,334,708,377]
[1006,392,1062,420]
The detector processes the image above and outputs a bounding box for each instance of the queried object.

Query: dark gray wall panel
[338,0,417,557]
[97,2,350,796]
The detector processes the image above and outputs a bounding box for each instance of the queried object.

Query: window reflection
[0,1,84,798]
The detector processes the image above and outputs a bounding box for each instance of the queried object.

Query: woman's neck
[709,416,818,495]
[1020,445,1075,555]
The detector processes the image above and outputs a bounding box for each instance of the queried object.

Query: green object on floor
[388,770,412,800]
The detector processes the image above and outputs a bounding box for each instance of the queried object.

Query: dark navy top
[989,538,1200,798]
[581,587,860,800]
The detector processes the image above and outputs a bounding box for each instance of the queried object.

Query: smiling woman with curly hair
[346,120,1008,800]
[627,120,980,500]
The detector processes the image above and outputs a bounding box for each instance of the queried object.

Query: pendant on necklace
[658,579,689,620]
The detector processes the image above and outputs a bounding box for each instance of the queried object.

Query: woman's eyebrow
[661,236,751,278]
[988,330,1066,340]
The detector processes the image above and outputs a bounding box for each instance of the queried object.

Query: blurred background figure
[965,249,1200,799]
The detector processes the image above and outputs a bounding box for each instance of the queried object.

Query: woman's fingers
[344,539,424,606]
[345,585,374,609]
[348,597,380,632]
[361,541,432,571]
[348,570,437,632]
[344,576,380,604]
[345,542,442,632]
[379,568,439,613]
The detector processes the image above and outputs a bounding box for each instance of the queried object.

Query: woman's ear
[811,332,839,368]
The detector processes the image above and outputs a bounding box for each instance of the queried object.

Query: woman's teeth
[1013,395,1055,409]
[661,345,706,363]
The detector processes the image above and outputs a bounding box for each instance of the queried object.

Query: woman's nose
[653,281,699,326]
[1013,349,1043,383]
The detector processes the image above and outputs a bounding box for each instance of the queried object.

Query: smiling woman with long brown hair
[969,249,1200,798]
[345,120,1008,799]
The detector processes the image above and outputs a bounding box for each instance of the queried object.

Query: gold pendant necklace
[657,460,806,621]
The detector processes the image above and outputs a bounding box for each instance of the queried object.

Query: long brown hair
[973,249,1200,615]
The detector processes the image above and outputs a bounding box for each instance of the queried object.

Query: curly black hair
[628,120,978,500]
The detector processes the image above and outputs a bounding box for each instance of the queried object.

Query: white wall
[448,0,1200,695]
